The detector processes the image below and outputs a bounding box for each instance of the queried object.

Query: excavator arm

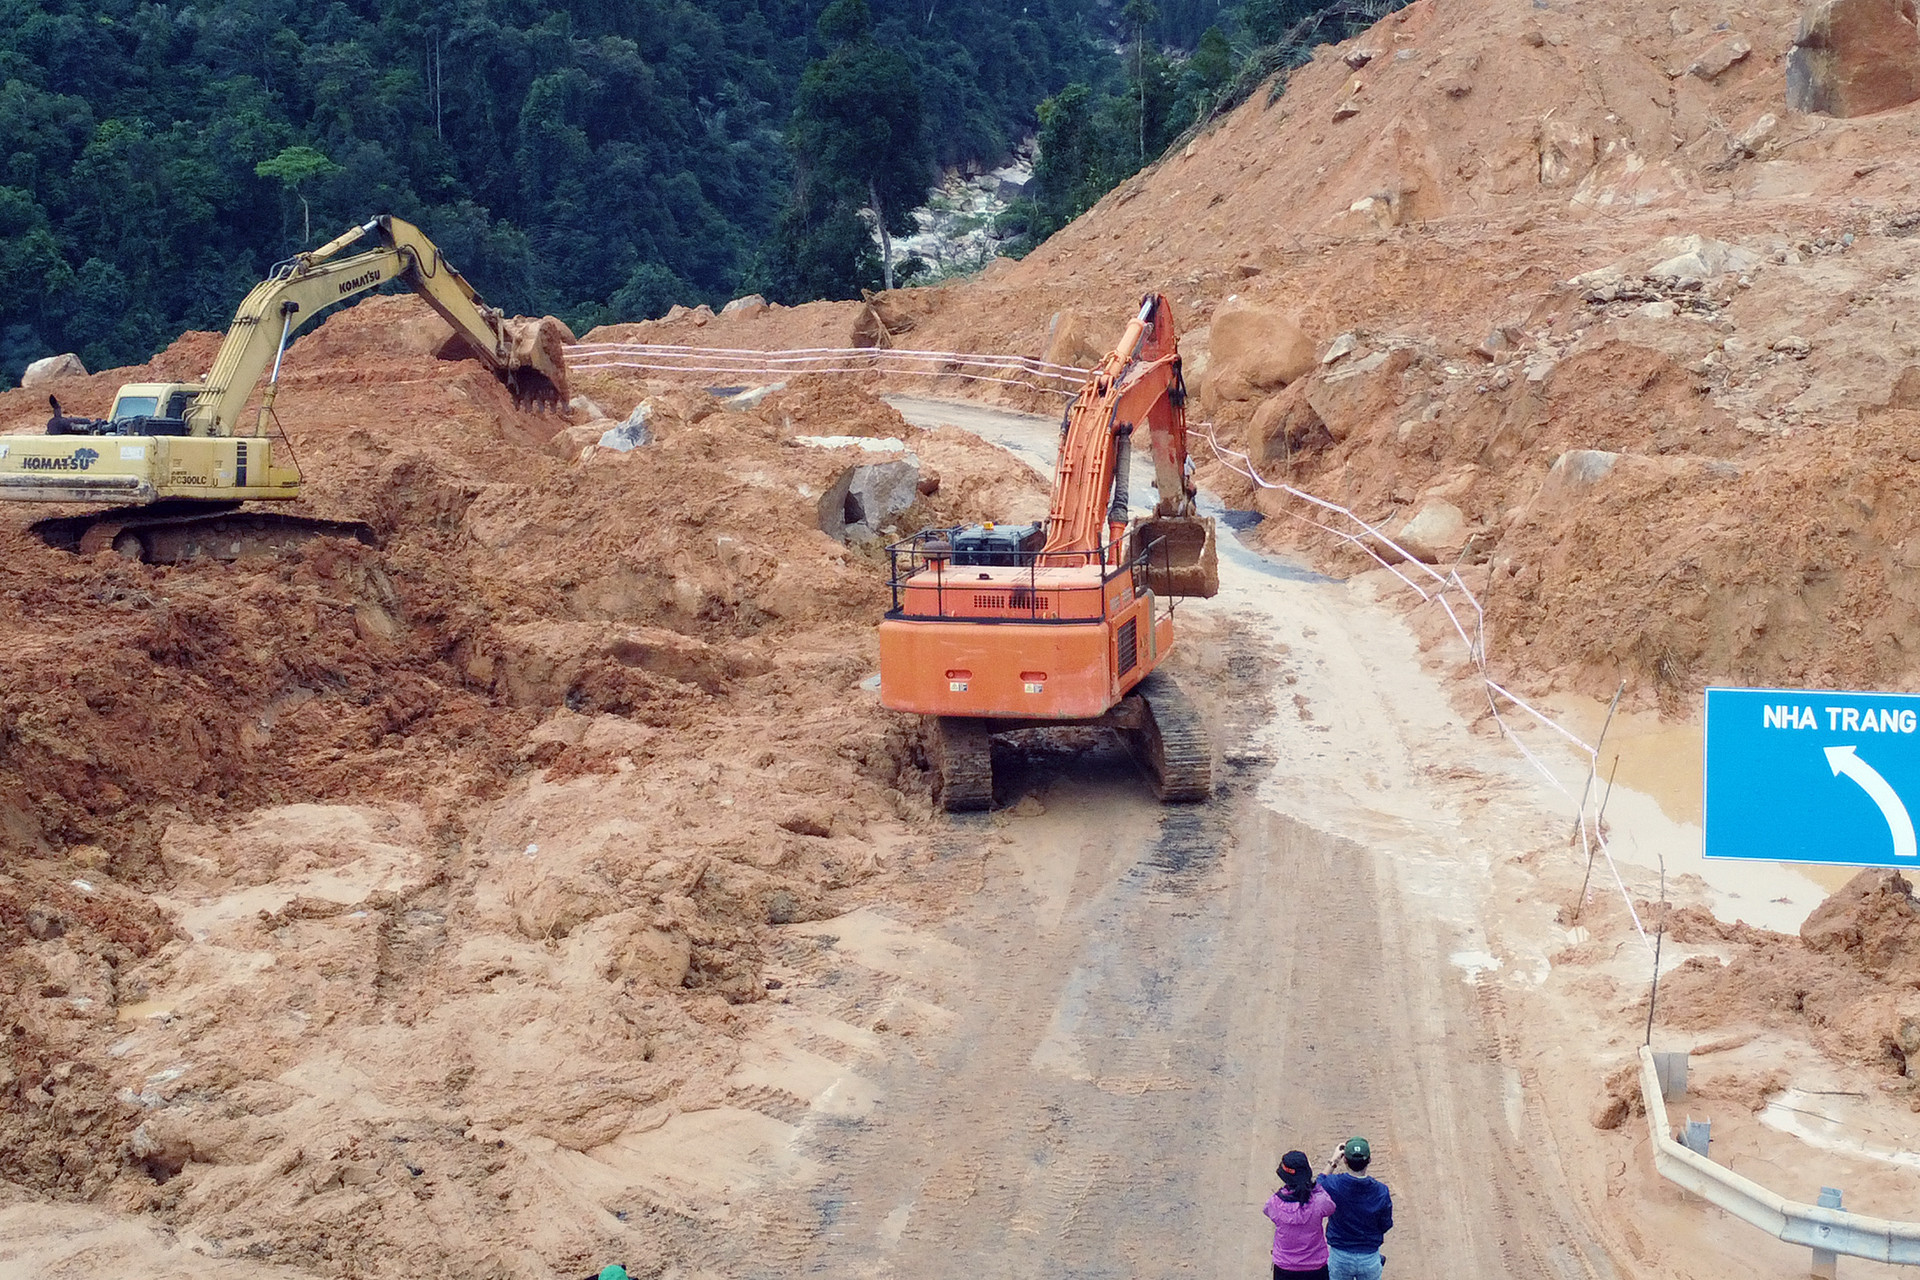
[188,214,568,437]
[1044,294,1217,596]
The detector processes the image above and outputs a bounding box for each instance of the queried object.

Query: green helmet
[598,1268,630,1280]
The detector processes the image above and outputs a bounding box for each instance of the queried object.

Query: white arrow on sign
[1824,745,1919,858]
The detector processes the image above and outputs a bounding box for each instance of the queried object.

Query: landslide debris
[610,0,1920,1201]
[0,294,1044,1277]
[16,0,1920,1261]
[1655,870,1920,1083]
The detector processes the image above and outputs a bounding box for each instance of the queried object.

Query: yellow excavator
[3,214,569,562]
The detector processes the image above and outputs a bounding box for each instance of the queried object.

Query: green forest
[0,0,1382,382]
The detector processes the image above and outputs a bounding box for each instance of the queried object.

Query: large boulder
[1201,302,1316,412]
[720,293,768,320]
[1303,348,1414,442]
[20,353,86,387]
[798,437,922,543]
[819,458,921,544]
[1042,310,1108,372]
[1788,0,1920,117]
[1247,384,1328,463]
[597,402,653,451]
[1387,498,1470,564]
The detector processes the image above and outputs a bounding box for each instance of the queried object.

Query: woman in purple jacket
[1263,1149,1337,1280]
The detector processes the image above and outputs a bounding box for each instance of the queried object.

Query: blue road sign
[1706,687,1920,866]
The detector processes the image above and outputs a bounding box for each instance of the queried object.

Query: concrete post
[1812,1186,1842,1279]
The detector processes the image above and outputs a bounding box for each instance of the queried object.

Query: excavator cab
[107,383,195,436]
[113,387,194,422]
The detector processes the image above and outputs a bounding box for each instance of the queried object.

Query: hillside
[622,0,1920,709]
[9,0,1920,1274]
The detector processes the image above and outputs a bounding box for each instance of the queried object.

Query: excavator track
[1129,671,1212,802]
[31,501,376,565]
[932,716,995,813]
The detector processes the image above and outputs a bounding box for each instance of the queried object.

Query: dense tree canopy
[0,0,1393,382]
[768,0,930,299]
[0,0,1108,382]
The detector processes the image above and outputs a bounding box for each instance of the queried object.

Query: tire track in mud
[700,624,1611,1280]
[680,400,1618,1279]
[704,639,1258,1279]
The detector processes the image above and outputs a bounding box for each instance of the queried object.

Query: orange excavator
[879,294,1220,810]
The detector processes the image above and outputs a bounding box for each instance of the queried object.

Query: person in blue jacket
[1319,1136,1393,1280]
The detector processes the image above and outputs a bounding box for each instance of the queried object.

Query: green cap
[1343,1136,1371,1161]
[599,1268,630,1280]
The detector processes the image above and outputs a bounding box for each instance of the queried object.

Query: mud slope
[0,296,1047,1277]
[612,0,1920,709]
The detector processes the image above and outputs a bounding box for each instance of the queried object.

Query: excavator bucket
[502,315,572,410]
[1132,515,1220,598]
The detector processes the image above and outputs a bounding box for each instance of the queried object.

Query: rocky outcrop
[1787,0,1920,117]
[1645,235,1764,286]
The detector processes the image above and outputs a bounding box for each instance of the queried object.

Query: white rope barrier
[565,341,1092,397]
[568,357,1082,398]
[571,340,1094,378]
[1201,422,1652,950]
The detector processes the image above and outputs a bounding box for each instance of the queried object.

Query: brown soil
[15,0,1920,1264]
[1652,870,1920,1079]
[582,2,1920,1253]
[0,295,1044,1276]
[613,0,1920,714]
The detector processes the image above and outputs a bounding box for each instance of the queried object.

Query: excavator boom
[192,214,567,438]
[1045,294,1218,597]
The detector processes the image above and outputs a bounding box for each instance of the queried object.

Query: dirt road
[689,399,1616,1279]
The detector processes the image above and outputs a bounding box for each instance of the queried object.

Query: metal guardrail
[1638,1045,1920,1265]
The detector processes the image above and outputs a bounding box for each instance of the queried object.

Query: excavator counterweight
[880,294,1219,810]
